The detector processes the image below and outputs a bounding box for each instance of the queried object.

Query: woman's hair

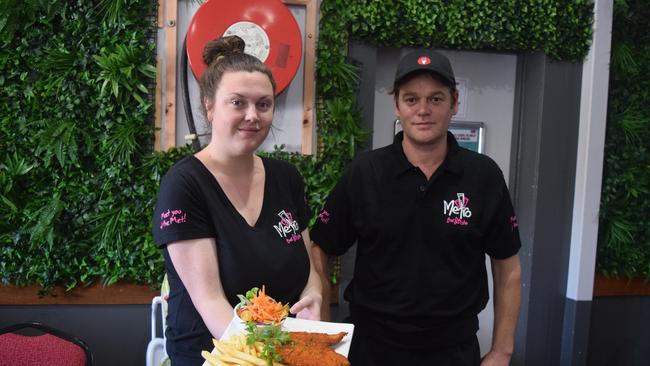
[199,35,276,120]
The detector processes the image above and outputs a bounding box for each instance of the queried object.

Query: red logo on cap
[417,56,431,65]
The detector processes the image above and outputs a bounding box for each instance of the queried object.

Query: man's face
[394,73,458,148]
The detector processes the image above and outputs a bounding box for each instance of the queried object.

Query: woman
[152,36,322,365]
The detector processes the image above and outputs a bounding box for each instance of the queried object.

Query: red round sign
[186,0,303,95]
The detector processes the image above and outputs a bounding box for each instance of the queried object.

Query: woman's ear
[204,98,214,122]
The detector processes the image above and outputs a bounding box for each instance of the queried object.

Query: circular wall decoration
[186,0,303,95]
[223,21,271,62]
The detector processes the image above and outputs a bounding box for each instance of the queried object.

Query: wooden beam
[163,0,178,150]
[283,0,317,155]
[0,283,158,305]
[154,58,163,150]
[157,0,164,28]
[154,0,164,150]
[593,273,650,297]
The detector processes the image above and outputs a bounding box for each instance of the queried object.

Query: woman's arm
[289,229,323,320]
[167,237,233,338]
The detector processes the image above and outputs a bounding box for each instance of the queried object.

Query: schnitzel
[276,331,350,366]
[285,331,347,346]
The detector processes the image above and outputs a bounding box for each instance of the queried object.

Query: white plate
[202,317,354,365]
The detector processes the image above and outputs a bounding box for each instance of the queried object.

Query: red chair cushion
[0,333,86,366]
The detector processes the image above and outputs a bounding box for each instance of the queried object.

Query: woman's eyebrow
[225,92,274,100]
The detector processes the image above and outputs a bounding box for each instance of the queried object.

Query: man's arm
[289,229,323,320]
[310,242,331,321]
[482,254,521,366]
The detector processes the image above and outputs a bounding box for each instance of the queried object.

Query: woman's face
[206,71,274,156]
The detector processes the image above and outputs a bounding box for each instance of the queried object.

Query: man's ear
[393,95,400,116]
[451,90,459,115]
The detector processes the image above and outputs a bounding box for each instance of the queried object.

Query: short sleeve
[483,183,521,259]
[152,163,215,248]
[311,166,357,256]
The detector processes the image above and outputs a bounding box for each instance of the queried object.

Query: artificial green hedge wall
[597,0,650,279]
[0,0,180,290]
[346,0,593,62]
[0,0,593,290]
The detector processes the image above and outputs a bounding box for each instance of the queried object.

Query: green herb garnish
[236,287,260,306]
[244,321,290,365]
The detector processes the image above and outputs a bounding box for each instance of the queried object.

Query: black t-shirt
[311,132,521,348]
[152,155,310,365]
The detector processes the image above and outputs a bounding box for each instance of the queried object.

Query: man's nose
[417,100,431,115]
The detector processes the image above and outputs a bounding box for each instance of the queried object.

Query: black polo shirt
[311,131,521,348]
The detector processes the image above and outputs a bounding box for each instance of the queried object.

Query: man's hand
[290,292,322,321]
[481,350,512,366]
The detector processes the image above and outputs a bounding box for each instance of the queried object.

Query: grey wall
[510,53,582,365]
[561,299,592,365]
[0,305,156,366]
[588,296,650,366]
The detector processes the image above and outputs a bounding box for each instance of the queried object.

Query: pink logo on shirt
[160,208,187,229]
[273,210,301,244]
[318,210,331,224]
[443,193,472,226]
[510,216,519,231]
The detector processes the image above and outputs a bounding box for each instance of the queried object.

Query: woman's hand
[289,292,322,321]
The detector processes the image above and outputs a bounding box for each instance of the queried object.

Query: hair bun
[202,35,246,66]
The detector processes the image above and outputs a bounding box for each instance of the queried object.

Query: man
[311,49,521,366]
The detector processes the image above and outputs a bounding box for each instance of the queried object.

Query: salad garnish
[236,286,289,325]
[244,322,290,365]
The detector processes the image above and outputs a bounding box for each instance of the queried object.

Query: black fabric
[152,156,311,365]
[394,49,456,88]
[348,319,481,366]
[312,131,521,349]
[348,303,479,350]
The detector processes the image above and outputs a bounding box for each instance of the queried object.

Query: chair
[0,321,92,366]
[146,274,170,366]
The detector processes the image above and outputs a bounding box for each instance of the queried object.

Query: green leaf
[0,193,17,212]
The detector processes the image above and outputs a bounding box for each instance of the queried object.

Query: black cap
[394,49,456,87]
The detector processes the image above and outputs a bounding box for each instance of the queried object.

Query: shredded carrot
[238,285,288,324]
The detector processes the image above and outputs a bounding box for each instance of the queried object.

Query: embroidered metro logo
[443,193,472,226]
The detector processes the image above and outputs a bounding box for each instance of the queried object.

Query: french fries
[202,334,286,366]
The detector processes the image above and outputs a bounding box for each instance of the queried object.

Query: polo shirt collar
[391,131,464,177]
